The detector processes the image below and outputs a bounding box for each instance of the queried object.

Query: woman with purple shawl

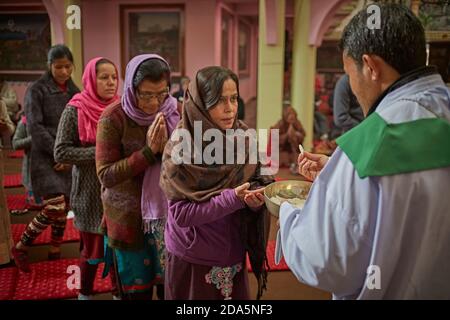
[96,54,180,300]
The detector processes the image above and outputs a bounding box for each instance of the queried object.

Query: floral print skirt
[103,232,163,294]
[164,252,249,300]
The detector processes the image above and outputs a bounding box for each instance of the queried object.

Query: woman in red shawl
[54,57,119,300]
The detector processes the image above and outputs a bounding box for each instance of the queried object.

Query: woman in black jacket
[11,44,80,273]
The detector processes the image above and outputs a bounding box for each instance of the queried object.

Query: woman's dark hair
[47,44,74,66]
[132,58,171,89]
[196,66,240,110]
[340,3,426,74]
[95,58,115,74]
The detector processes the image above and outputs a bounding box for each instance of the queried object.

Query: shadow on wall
[243,96,257,129]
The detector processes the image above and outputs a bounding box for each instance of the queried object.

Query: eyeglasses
[136,87,169,102]
[217,94,239,106]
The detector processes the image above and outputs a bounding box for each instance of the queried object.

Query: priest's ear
[361,54,381,82]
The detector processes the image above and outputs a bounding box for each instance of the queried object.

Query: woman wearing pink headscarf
[54,57,120,300]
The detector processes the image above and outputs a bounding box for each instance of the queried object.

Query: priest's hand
[297,151,329,181]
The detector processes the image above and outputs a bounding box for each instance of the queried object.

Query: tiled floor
[2,148,331,300]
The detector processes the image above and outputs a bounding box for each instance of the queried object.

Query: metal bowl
[264,180,312,217]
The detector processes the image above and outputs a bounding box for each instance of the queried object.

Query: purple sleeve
[168,189,246,227]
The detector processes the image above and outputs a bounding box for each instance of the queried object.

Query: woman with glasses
[96,54,180,300]
[160,66,273,300]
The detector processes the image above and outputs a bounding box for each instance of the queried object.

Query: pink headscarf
[68,57,119,144]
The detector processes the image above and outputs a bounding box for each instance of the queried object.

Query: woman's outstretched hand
[235,183,266,209]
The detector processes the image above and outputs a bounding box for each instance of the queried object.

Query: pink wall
[3,0,258,105]
[185,0,217,78]
[4,0,351,104]
[309,0,351,46]
[42,0,65,44]
[81,0,257,101]
[215,1,258,101]
[82,0,217,94]
[238,22,258,101]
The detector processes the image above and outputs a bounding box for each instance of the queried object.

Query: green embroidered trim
[337,113,450,178]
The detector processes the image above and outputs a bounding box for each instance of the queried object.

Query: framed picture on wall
[238,19,251,77]
[120,4,185,78]
[0,9,51,81]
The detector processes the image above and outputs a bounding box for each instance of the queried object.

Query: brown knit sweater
[96,102,156,250]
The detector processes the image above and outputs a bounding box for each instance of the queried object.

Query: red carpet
[247,240,289,272]
[6,194,27,210]
[7,150,24,159]
[11,219,80,245]
[0,241,287,300]
[0,267,18,300]
[3,174,22,188]
[0,259,112,300]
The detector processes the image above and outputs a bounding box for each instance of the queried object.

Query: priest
[276,3,450,300]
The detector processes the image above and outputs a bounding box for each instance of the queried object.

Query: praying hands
[147,112,168,155]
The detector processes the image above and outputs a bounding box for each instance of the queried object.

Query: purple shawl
[121,54,180,225]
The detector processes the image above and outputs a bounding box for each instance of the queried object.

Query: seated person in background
[271,106,306,171]
[0,78,20,121]
[333,74,364,134]
[0,78,19,148]
[0,81,15,264]
[315,91,333,129]
[0,92,15,149]
[314,105,329,141]
[313,102,337,156]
